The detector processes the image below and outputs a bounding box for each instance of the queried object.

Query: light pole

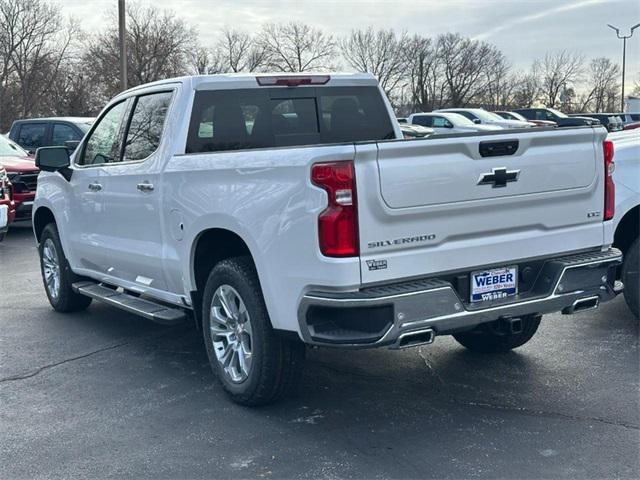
[607,23,640,111]
[118,0,127,91]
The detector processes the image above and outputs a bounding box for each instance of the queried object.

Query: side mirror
[64,140,80,152]
[473,118,481,124]
[35,146,70,172]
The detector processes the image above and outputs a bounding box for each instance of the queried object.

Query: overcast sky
[63,0,640,89]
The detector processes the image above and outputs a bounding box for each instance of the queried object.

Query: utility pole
[118,0,127,91]
[607,23,640,111]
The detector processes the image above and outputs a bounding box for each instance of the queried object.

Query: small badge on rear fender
[366,259,388,271]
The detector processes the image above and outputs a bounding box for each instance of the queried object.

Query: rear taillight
[603,139,615,221]
[311,161,359,257]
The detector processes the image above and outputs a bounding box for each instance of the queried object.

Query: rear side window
[411,116,433,127]
[52,124,80,145]
[456,111,478,121]
[123,91,173,162]
[432,117,452,128]
[516,110,533,120]
[17,123,47,149]
[186,86,394,154]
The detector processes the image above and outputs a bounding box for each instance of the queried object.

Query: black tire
[453,314,541,353]
[0,232,5,242]
[39,223,92,312]
[622,238,639,319]
[201,256,305,406]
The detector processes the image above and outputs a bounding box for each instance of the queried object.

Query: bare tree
[340,27,408,95]
[632,76,640,97]
[0,0,76,128]
[85,4,197,100]
[259,22,337,72]
[189,46,225,75]
[403,35,445,111]
[479,55,512,109]
[580,57,620,112]
[511,68,541,108]
[437,33,505,107]
[47,57,103,116]
[535,50,584,108]
[0,0,22,129]
[218,28,268,72]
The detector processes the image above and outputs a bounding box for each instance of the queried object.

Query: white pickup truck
[609,130,639,317]
[33,73,622,405]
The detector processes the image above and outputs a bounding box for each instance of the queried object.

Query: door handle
[137,181,154,193]
[88,182,102,191]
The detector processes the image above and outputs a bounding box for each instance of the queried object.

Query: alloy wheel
[210,284,253,383]
[42,238,61,300]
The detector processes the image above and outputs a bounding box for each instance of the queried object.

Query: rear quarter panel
[162,144,362,332]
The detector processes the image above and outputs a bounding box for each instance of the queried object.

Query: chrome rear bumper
[298,248,622,348]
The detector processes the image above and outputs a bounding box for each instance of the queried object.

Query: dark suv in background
[569,113,623,132]
[8,117,94,154]
[513,108,600,127]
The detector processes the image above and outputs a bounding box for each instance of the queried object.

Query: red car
[0,164,16,241]
[0,135,38,222]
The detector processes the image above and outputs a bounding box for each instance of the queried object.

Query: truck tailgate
[356,127,608,285]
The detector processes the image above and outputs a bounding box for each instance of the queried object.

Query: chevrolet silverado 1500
[32,73,622,405]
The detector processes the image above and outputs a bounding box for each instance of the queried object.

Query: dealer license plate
[470,266,517,302]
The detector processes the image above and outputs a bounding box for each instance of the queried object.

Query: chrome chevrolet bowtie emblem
[478,167,520,188]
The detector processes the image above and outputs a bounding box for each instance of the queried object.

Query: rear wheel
[622,238,639,318]
[453,315,541,353]
[39,223,92,312]
[202,256,305,406]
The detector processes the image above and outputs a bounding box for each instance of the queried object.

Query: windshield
[472,110,507,122]
[509,112,527,122]
[548,108,568,118]
[77,122,92,133]
[0,135,29,157]
[445,113,476,126]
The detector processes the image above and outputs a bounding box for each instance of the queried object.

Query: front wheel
[622,238,639,319]
[39,223,92,312]
[453,315,541,353]
[202,256,305,406]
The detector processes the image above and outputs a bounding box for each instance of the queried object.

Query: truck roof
[115,72,379,98]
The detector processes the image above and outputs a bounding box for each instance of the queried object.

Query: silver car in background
[407,111,503,134]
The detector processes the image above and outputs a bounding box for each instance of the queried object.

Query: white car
[437,108,533,129]
[407,112,502,134]
[32,73,622,405]
[609,129,640,317]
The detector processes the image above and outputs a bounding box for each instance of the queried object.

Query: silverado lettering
[368,234,436,249]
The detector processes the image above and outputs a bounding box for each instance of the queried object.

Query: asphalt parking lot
[1,226,638,479]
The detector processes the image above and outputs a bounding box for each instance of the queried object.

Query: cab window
[78,101,128,166]
[122,91,173,162]
[52,124,80,146]
[432,116,452,128]
[412,116,433,127]
[17,123,47,150]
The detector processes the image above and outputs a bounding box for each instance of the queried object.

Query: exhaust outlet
[393,328,435,349]
[562,295,599,315]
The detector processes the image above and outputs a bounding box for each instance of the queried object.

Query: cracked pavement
[1,227,639,479]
